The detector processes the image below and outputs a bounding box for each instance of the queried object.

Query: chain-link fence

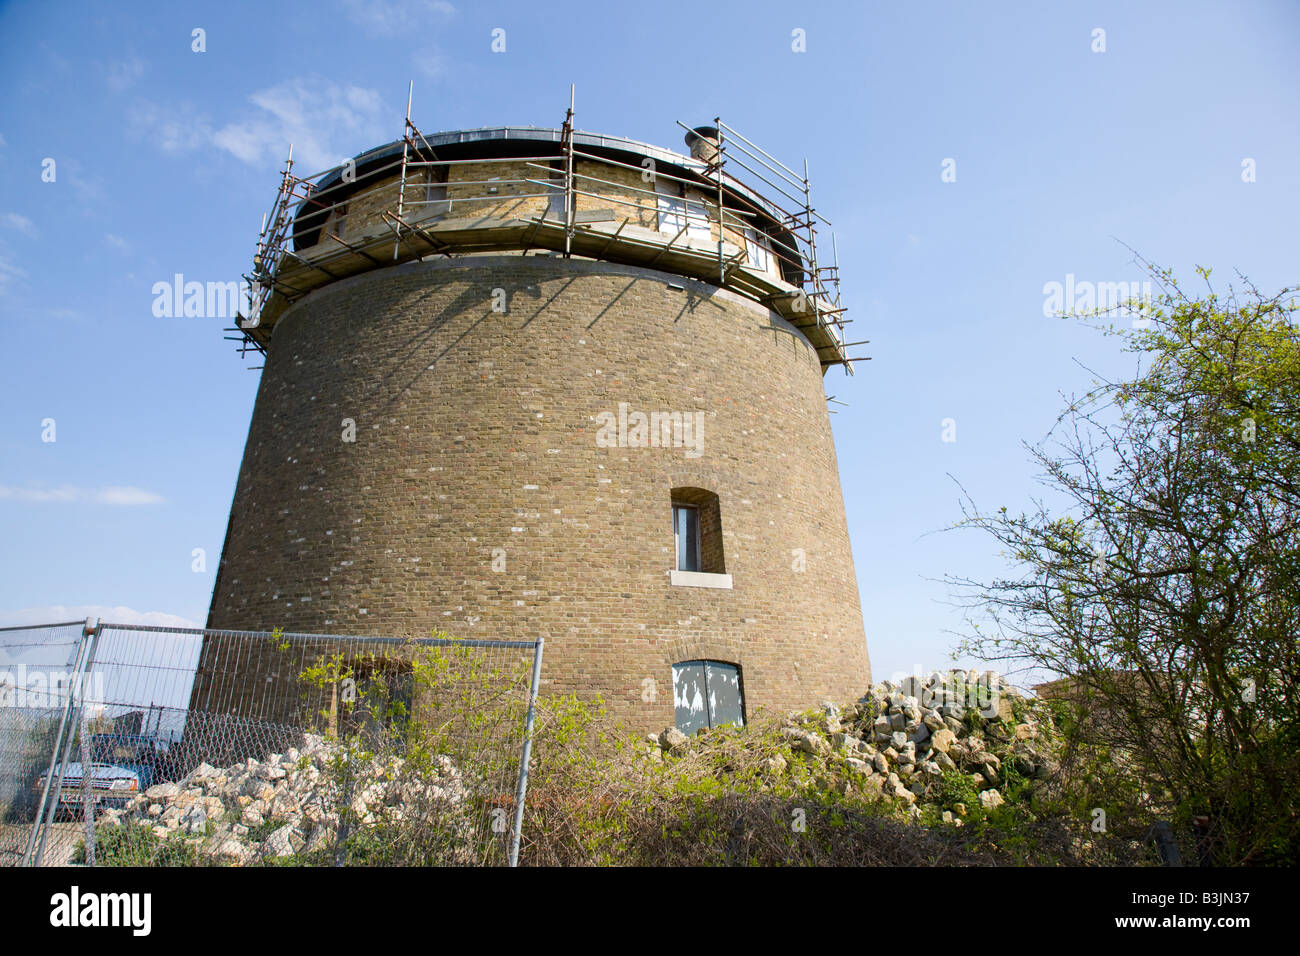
[0,622,88,866]
[0,620,543,867]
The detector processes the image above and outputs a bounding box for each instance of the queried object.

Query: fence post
[508,637,544,868]
[29,617,99,867]
[80,705,94,866]
[21,617,96,866]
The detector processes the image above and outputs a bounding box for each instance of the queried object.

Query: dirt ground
[0,819,87,866]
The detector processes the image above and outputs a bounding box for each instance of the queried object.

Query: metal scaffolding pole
[394,81,413,261]
[562,85,575,257]
[715,117,726,284]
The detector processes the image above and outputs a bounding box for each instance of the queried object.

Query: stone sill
[669,570,733,590]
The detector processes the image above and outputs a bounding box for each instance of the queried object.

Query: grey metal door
[671,660,744,736]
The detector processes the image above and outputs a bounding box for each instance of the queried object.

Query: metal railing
[229,87,861,371]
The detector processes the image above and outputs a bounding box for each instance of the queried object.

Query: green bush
[932,770,979,811]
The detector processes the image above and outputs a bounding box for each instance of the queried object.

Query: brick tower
[199,107,871,732]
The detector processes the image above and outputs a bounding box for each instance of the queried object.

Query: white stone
[264,824,300,858]
[930,728,957,753]
[214,839,254,866]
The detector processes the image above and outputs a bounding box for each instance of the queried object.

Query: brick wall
[445,159,553,221]
[200,255,870,730]
[575,158,658,229]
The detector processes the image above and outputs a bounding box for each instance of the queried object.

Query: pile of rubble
[97,733,471,865]
[655,671,1059,823]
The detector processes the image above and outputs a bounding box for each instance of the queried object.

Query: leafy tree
[952,257,1300,864]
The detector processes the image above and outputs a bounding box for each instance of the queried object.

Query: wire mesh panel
[5,623,542,867]
[0,622,89,866]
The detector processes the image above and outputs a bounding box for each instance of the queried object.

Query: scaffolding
[231,87,864,372]
[673,118,858,372]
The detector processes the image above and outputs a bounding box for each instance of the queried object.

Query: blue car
[34,734,167,814]
[35,761,142,812]
[88,733,166,790]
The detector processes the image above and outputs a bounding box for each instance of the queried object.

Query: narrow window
[674,503,700,572]
[745,227,771,272]
[683,194,711,241]
[548,163,567,221]
[334,659,414,744]
[655,177,686,234]
[672,660,745,736]
[670,488,725,574]
[330,201,349,238]
[658,179,711,241]
[423,167,449,217]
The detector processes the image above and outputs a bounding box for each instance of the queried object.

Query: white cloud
[96,486,166,505]
[129,77,389,172]
[0,241,26,294]
[127,100,214,154]
[104,233,130,253]
[49,157,108,205]
[2,212,35,235]
[0,485,165,505]
[340,0,455,37]
[413,47,449,79]
[0,606,201,629]
[106,56,145,93]
[212,78,388,171]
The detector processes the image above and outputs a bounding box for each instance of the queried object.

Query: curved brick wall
[205,254,870,728]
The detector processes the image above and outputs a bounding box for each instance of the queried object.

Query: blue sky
[0,0,1297,688]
